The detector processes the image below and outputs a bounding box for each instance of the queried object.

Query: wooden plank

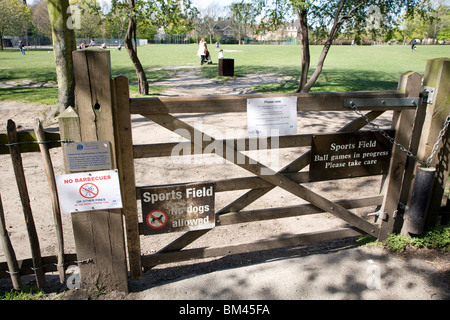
[145,113,380,237]
[34,119,65,283]
[379,72,423,240]
[138,195,383,233]
[113,75,142,280]
[130,90,406,114]
[71,49,129,292]
[136,173,309,197]
[0,193,22,289]
[6,119,46,288]
[0,131,61,155]
[141,227,363,267]
[133,134,313,159]
[217,195,384,226]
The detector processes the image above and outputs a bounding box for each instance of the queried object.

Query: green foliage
[385,233,411,252]
[0,0,32,49]
[410,225,450,250]
[383,225,450,253]
[0,286,45,300]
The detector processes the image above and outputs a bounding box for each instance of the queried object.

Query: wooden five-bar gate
[1,50,449,293]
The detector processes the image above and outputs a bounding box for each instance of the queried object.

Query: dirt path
[148,66,290,96]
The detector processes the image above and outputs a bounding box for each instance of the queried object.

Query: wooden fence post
[113,75,142,280]
[7,120,46,288]
[35,119,65,283]
[0,194,22,290]
[60,49,129,292]
[417,58,450,227]
[378,71,423,240]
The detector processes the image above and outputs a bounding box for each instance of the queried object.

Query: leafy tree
[252,0,423,93]
[31,0,52,38]
[110,0,198,95]
[0,0,31,50]
[228,1,258,44]
[71,0,106,39]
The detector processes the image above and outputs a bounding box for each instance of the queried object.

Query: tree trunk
[300,0,363,93]
[296,8,310,93]
[47,0,76,114]
[125,0,148,95]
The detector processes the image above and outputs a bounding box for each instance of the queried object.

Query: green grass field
[0,44,448,104]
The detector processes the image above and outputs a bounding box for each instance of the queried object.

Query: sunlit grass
[0,44,448,104]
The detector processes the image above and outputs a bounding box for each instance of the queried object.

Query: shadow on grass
[252,67,399,93]
[0,86,58,105]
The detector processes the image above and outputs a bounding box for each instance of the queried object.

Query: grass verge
[360,225,450,253]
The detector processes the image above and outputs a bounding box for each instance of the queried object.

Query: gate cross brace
[218,111,385,215]
[144,113,381,243]
[147,110,386,255]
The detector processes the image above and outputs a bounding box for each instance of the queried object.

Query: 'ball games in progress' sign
[141,183,215,235]
[309,130,394,182]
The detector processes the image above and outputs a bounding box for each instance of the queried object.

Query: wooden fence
[0,119,76,290]
[0,51,448,293]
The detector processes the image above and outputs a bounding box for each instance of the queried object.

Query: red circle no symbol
[79,183,99,199]
[146,210,168,229]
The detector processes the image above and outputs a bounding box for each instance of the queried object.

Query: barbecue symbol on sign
[79,183,99,199]
[145,210,168,229]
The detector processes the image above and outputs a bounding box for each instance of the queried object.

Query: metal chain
[426,115,450,165]
[349,102,450,167]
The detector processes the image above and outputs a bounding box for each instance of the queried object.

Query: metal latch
[423,86,435,104]
[344,98,420,108]
[367,210,387,220]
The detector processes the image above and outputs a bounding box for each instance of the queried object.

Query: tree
[197,2,223,44]
[47,0,77,113]
[31,0,52,38]
[71,0,106,39]
[0,0,31,50]
[253,0,422,93]
[228,1,258,44]
[111,0,199,95]
[124,0,149,95]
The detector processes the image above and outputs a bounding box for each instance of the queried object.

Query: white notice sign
[64,140,112,172]
[247,97,297,137]
[55,169,123,214]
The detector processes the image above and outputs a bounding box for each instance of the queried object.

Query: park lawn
[0,44,448,104]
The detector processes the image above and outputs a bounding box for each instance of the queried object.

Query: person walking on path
[197,38,207,65]
[18,40,25,55]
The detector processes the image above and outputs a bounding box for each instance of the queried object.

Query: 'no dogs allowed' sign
[141,183,215,235]
[55,169,123,214]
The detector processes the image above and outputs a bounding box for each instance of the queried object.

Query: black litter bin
[218,58,234,77]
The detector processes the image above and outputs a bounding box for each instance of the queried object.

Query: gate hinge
[344,98,420,108]
[423,86,435,104]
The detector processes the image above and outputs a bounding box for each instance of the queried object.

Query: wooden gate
[64,50,428,286]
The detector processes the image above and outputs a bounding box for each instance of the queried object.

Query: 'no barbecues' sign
[55,169,123,214]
